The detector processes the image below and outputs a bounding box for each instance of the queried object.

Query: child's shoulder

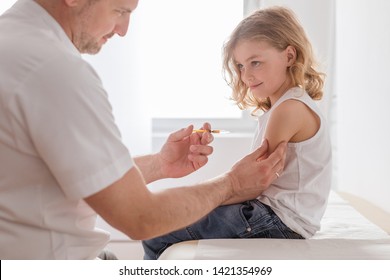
[271,98,309,119]
[273,88,318,117]
[268,94,320,145]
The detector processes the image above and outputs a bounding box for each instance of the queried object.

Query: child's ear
[286,45,296,66]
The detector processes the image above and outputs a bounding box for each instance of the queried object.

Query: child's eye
[251,61,261,67]
[237,64,244,71]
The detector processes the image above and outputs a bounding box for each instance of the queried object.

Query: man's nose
[114,17,130,37]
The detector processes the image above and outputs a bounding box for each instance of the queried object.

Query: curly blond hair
[222,6,325,113]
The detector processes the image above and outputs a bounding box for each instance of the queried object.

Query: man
[0,0,286,259]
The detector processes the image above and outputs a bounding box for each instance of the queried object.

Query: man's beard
[75,32,102,54]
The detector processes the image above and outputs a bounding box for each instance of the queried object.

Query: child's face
[233,39,293,104]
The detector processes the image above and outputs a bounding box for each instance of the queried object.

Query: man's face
[72,0,139,54]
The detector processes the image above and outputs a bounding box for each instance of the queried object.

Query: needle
[192,129,230,134]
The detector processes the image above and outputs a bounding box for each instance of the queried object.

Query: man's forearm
[137,173,235,239]
[86,166,236,241]
[133,154,163,184]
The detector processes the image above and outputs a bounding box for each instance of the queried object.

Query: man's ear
[286,45,297,66]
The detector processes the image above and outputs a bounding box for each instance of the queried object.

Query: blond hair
[223,6,325,112]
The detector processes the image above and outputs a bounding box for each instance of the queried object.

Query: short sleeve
[16,52,134,199]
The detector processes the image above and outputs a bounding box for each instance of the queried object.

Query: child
[142,6,332,260]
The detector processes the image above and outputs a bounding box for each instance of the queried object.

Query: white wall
[335,0,390,213]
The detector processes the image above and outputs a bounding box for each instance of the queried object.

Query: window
[134,0,245,121]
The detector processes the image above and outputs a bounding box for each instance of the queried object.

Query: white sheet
[160,191,390,259]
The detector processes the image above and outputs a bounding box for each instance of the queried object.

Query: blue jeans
[142,200,303,260]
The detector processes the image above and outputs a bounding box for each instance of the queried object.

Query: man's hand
[223,140,287,204]
[157,122,214,178]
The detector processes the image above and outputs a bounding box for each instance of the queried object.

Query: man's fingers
[196,122,213,145]
[202,122,212,132]
[267,141,287,170]
[252,139,269,162]
[167,125,193,142]
[188,154,209,167]
[190,144,213,156]
[201,132,214,145]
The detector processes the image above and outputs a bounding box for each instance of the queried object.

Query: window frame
[152,110,257,135]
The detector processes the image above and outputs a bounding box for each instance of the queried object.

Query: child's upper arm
[264,99,311,153]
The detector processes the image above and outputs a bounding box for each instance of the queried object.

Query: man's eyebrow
[117,7,133,14]
[120,7,133,13]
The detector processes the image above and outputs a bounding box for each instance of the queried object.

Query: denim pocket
[237,200,304,239]
[238,200,276,238]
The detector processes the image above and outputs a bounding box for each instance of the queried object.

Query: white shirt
[0,0,134,259]
[252,87,332,238]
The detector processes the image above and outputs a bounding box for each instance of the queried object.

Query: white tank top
[252,87,332,238]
